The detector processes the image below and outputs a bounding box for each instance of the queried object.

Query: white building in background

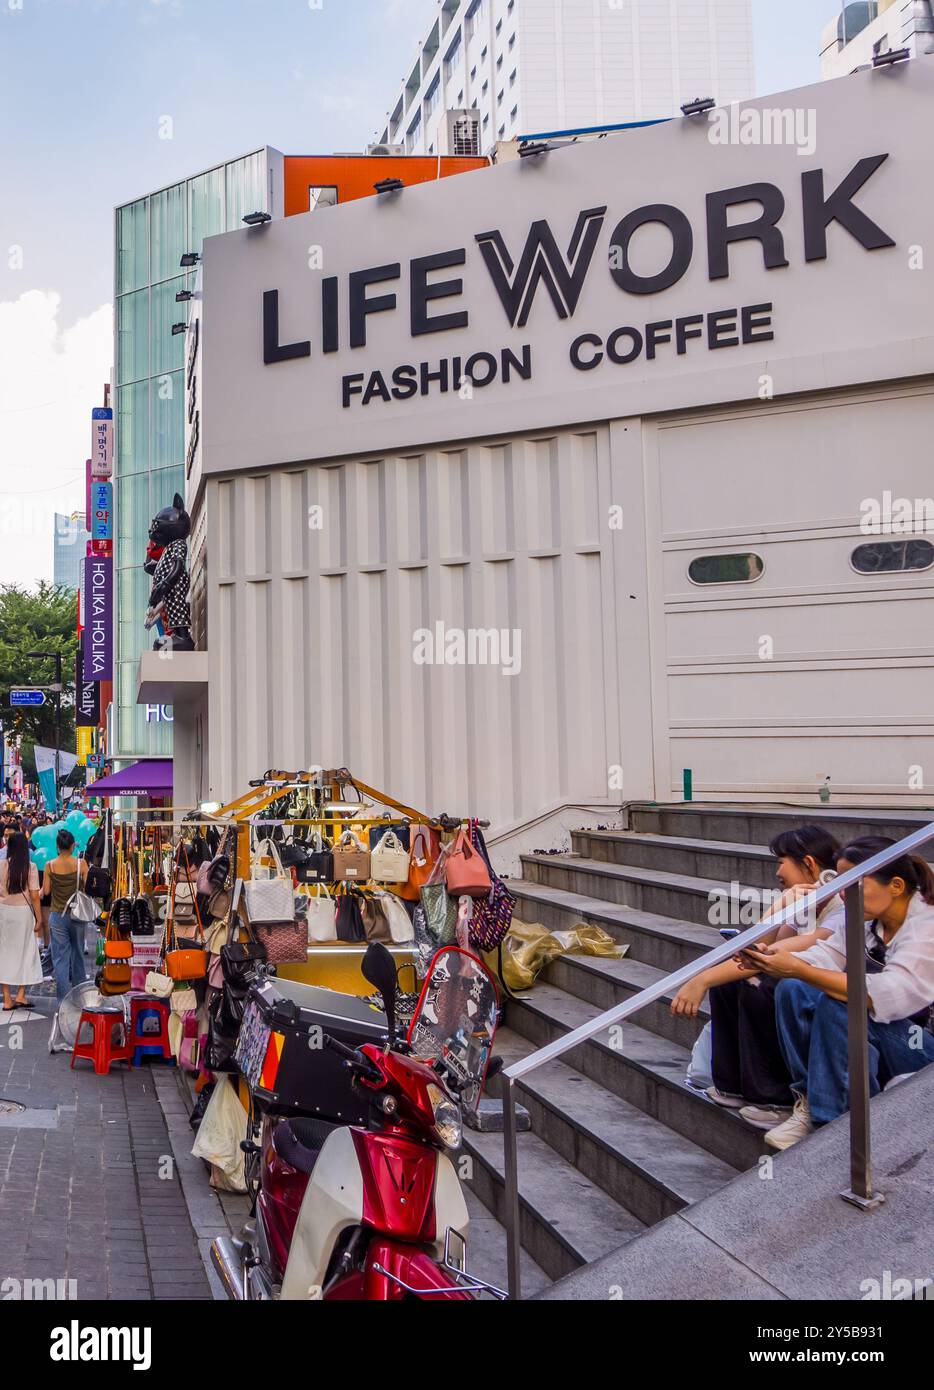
[145,59,934,855]
[376,0,755,157]
[821,0,934,78]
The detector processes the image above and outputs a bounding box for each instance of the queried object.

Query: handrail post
[502,1076,522,1300]
[841,879,885,1211]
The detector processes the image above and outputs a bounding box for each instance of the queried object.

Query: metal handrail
[501,819,934,1299]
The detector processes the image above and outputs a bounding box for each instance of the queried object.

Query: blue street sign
[10,690,46,707]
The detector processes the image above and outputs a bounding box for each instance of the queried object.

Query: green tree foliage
[0,584,79,782]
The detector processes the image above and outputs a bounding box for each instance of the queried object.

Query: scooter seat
[273,1116,340,1176]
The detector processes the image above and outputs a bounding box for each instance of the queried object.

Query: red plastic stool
[71,1008,133,1076]
[128,994,174,1067]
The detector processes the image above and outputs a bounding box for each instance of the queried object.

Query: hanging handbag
[398,825,438,901]
[64,862,99,923]
[279,836,310,870]
[170,987,198,1015]
[242,837,294,923]
[85,864,112,902]
[252,918,308,966]
[163,851,207,981]
[332,830,370,883]
[372,888,415,944]
[335,885,366,943]
[295,831,334,884]
[145,970,174,998]
[99,962,131,996]
[370,830,410,883]
[467,821,516,952]
[445,828,492,898]
[368,822,410,851]
[359,891,392,943]
[304,883,337,943]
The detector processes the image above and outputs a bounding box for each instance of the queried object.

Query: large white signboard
[197,59,934,479]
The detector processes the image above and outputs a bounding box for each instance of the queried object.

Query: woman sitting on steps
[670,825,842,1130]
[745,837,934,1151]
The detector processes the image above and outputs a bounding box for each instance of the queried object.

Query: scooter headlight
[427,1083,462,1150]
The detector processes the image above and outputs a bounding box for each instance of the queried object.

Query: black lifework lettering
[706,183,789,281]
[570,333,604,370]
[475,207,607,327]
[802,154,895,263]
[411,250,469,335]
[464,351,497,386]
[675,314,705,354]
[502,344,532,382]
[322,277,339,354]
[349,263,401,348]
[391,365,418,400]
[263,290,311,365]
[420,359,450,395]
[742,303,774,344]
[342,373,365,407]
[708,309,740,349]
[606,327,643,365]
[608,205,694,295]
[645,320,673,360]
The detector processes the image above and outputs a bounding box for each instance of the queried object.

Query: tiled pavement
[0,994,242,1301]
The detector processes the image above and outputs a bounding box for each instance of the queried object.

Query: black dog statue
[144,492,195,652]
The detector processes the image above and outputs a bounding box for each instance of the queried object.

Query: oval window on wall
[851,539,934,574]
[688,553,764,585]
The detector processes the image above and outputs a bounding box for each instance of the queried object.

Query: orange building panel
[283,154,489,218]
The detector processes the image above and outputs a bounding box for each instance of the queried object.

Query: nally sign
[261,155,895,411]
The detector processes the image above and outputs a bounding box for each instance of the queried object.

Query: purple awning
[87,759,173,798]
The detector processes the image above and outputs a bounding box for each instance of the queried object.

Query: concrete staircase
[463,802,933,1294]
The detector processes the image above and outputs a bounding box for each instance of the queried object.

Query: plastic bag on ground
[191,1076,249,1192]
[500,919,627,992]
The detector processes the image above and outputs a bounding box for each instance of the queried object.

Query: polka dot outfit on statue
[156,540,191,633]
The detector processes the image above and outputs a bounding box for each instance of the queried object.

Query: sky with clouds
[0,0,825,586]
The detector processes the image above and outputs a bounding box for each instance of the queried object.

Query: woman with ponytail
[741,835,934,1151]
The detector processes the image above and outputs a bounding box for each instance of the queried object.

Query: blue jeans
[49,912,88,1004]
[775,978,934,1126]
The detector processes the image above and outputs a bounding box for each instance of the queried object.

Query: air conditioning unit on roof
[367,142,406,157]
[439,109,482,157]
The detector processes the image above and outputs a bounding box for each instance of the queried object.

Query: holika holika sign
[83,558,113,682]
[261,155,895,409]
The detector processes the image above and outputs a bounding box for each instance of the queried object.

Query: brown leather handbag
[359,892,392,943]
[332,830,371,883]
[398,825,438,902]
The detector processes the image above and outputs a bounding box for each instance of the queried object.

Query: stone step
[505,981,764,1172]
[487,1026,738,1229]
[519,854,733,929]
[571,829,780,890]
[462,1123,646,1283]
[540,950,708,1051]
[462,1187,552,1298]
[627,802,934,854]
[505,878,720,973]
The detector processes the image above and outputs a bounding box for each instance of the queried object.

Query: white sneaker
[739,1102,793,1130]
[705,1086,746,1109]
[765,1095,813,1150]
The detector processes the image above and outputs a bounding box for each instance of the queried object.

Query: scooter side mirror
[362,941,397,1044]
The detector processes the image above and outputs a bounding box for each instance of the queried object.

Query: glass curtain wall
[114,151,268,763]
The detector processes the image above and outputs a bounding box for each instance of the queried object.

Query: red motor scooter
[212,942,507,1300]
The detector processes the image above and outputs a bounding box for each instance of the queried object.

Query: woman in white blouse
[739,837,934,1151]
[0,831,43,1011]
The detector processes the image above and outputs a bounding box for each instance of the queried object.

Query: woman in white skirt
[0,831,43,1010]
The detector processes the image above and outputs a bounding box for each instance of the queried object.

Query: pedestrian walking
[43,830,89,1004]
[0,831,43,1011]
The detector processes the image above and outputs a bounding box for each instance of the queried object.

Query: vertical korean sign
[91,407,113,479]
[83,558,113,682]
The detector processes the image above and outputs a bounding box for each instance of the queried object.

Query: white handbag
[373,889,415,944]
[304,884,337,944]
[145,970,174,998]
[242,837,294,924]
[370,830,410,883]
[65,862,99,923]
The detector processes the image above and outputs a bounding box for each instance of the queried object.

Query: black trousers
[709,975,794,1106]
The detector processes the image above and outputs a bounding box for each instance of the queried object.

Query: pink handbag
[444,829,492,898]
